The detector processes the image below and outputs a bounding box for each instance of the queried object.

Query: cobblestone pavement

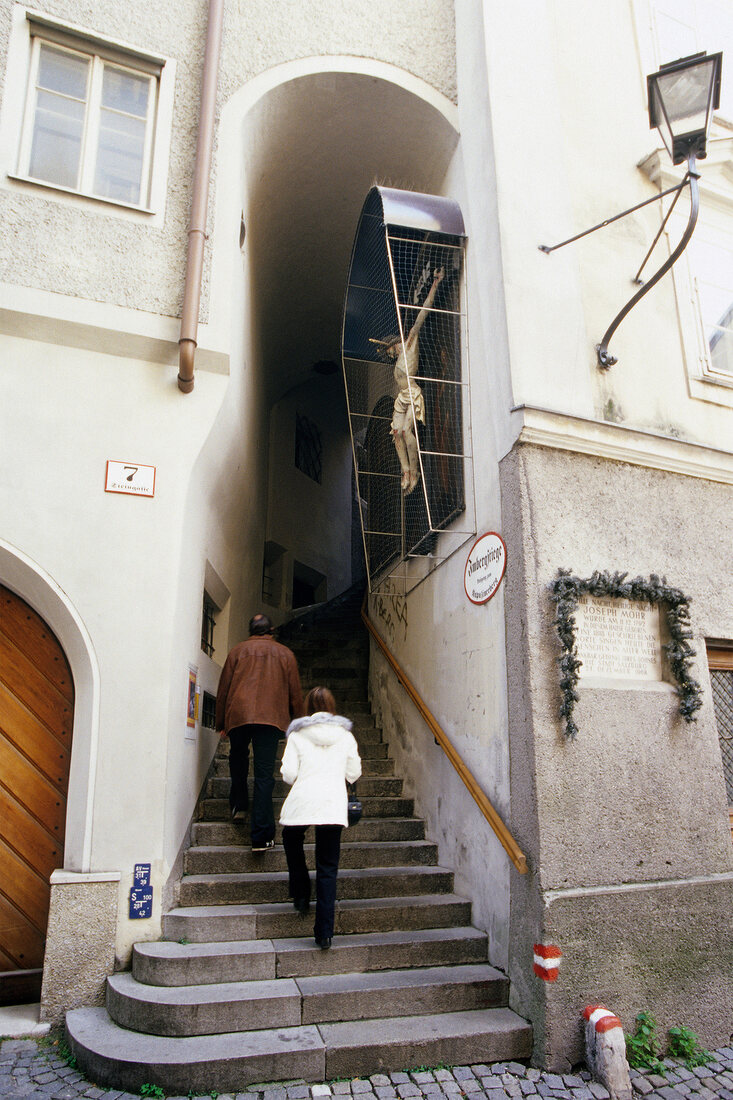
[1,1038,733,1100]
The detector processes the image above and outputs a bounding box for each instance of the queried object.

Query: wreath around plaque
[549,569,703,740]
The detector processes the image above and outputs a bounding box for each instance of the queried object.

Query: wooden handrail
[361,598,528,875]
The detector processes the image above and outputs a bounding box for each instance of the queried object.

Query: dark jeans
[228,724,281,846]
[281,824,343,940]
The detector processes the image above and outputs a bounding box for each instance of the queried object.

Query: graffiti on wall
[371,580,408,646]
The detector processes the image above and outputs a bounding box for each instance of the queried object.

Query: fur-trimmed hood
[286,711,353,747]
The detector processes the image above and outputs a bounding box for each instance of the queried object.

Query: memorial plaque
[575,597,664,682]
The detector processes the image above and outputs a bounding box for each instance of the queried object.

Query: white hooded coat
[279,712,362,827]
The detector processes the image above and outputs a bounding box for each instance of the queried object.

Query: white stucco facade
[0,0,731,1066]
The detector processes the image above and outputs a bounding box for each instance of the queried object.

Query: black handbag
[347,783,362,826]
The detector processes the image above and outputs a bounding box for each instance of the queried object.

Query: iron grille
[341,187,475,596]
[201,592,216,658]
[201,690,217,730]
[710,668,733,805]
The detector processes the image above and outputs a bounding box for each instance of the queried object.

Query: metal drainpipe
[178,0,224,393]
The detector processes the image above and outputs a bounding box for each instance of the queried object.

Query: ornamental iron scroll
[341,187,475,596]
[549,569,703,740]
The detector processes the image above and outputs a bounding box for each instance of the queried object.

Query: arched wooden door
[0,585,73,1005]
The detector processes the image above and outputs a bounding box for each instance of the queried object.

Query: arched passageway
[238,64,460,612]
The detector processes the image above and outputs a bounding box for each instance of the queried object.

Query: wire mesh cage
[342,187,475,595]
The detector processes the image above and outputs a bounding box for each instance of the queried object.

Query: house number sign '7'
[105,460,156,497]
[464,532,507,605]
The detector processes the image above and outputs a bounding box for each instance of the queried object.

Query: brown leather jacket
[215,634,304,734]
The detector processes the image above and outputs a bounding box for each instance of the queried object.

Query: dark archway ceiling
[241,70,459,405]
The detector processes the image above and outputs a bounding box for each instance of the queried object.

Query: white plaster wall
[481,0,733,452]
[0,331,230,956]
[0,0,464,974]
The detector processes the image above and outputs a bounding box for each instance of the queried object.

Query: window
[201,691,217,730]
[688,226,733,378]
[17,18,164,208]
[201,592,217,659]
[295,413,323,484]
[662,189,733,396]
[262,541,286,608]
[292,561,326,609]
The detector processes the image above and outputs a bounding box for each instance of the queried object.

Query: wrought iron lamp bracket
[539,152,700,370]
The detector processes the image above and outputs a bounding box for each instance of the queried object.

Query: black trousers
[228,724,280,846]
[281,824,343,940]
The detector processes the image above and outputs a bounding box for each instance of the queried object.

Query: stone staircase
[65,589,531,1092]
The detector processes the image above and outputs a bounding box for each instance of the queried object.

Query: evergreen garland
[548,569,703,740]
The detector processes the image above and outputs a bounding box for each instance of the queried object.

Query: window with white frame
[688,223,733,378]
[18,20,163,208]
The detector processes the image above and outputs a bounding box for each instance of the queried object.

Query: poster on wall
[464,532,507,605]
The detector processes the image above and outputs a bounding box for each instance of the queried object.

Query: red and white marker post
[584,1005,632,1100]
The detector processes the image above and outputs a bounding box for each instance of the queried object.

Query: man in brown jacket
[216,613,304,851]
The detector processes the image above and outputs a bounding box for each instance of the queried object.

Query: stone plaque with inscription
[574,597,664,682]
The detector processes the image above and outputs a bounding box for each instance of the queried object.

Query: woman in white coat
[280,686,362,948]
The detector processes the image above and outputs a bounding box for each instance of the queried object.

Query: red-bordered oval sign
[464,532,507,605]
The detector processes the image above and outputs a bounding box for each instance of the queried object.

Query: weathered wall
[40,873,120,1023]
[0,0,456,319]
[501,443,733,1068]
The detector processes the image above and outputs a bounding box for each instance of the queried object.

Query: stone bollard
[584,1005,633,1100]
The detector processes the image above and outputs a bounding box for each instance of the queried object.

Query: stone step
[191,816,425,848]
[66,1004,531,1092]
[214,721,381,753]
[135,927,487,986]
[272,926,490,979]
[298,963,506,1025]
[106,971,301,1037]
[207,775,402,800]
[321,1006,533,1080]
[349,711,376,728]
[302,665,365,680]
[178,865,455,906]
[213,741,390,773]
[65,1006,326,1092]
[164,894,472,942]
[327,695,367,712]
[184,839,439,875]
[108,963,505,1037]
[200,795,414,821]
[297,651,368,668]
[133,938,275,985]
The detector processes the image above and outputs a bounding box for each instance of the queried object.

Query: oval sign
[464,532,507,605]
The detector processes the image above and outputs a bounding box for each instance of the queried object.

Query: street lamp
[540,51,723,369]
[648,52,722,165]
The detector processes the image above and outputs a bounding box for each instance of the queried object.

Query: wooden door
[0,585,73,1005]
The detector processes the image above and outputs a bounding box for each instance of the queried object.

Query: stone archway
[215,58,461,610]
